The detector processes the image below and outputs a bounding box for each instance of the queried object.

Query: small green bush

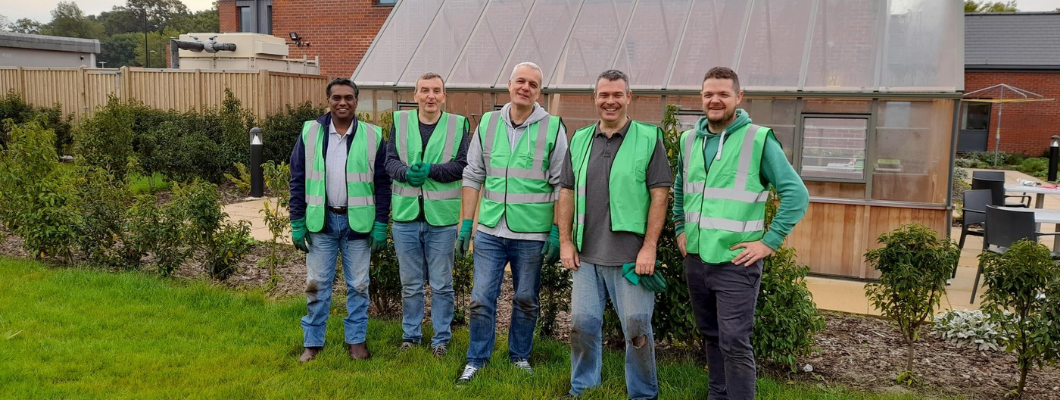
[537,260,571,338]
[368,227,401,315]
[931,309,1009,352]
[73,166,134,268]
[261,102,326,165]
[74,97,137,180]
[979,239,1060,398]
[259,161,293,289]
[865,223,960,384]
[172,180,253,280]
[452,254,474,325]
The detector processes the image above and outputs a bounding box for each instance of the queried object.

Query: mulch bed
[2,225,1057,399]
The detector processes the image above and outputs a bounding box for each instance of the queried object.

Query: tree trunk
[1017,363,1029,398]
[906,336,915,375]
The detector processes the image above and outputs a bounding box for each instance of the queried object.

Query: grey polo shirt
[560,119,673,266]
[325,120,353,207]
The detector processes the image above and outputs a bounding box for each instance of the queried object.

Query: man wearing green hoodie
[673,67,808,400]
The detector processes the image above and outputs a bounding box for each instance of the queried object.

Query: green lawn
[0,258,953,399]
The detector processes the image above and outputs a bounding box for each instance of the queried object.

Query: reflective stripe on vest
[302,119,381,233]
[570,121,656,251]
[477,110,560,233]
[681,123,772,263]
[391,110,466,225]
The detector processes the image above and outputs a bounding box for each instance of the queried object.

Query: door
[957,102,990,153]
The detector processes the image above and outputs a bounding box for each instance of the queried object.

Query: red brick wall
[219,0,238,32]
[966,71,1060,156]
[216,0,391,77]
[273,0,392,78]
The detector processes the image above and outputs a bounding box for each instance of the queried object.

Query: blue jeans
[392,221,458,348]
[465,231,544,368]
[301,210,372,347]
[569,262,658,399]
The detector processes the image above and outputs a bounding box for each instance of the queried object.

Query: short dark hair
[595,69,629,93]
[326,78,359,99]
[416,72,446,92]
[702,67,741,92]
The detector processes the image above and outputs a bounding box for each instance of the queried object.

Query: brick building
[961,12,1060,155]
[216,0,395,77]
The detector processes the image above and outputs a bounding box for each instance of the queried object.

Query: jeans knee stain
[305,281,319,295]
[625,315,651,349]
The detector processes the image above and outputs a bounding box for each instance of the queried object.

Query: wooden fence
[0,67,329,121]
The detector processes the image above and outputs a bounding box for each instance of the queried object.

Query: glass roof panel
[494,0,584,88]
[352,0,446,84]
[398,0,489,85]
[612,0,692,89]
[803,0,881,91]
[448,0,535,87]
[550,0,637,88]
[880,0,961,91]
[735,0,814,90]
[666,0,749,90]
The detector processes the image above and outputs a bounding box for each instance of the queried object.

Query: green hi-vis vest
[391,110,467,226]
[569,121,659,251]
[477,111,562,233]
[302,119,382,234]
[680,124,773,263]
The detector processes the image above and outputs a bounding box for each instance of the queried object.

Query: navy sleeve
[384,123,409,182]
[374,140,393,224]
[288,134,307,221]
[428,121,471,183]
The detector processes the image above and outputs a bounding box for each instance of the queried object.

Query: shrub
[172,180,253,280]
[1016,157,1048,180]
[979,239,1060,398]
[224,162,252,196]
[931,309,1008,352]
[260,102,326,165]
[203,221,254,280]
[753,245,825,371]
[259,161,292,289]
[368,227,401,315]
[73,166,135,268]
[865,223,960,384]
[537,260,571,338]
[0,121,79,262]
[0,92,73,155]
[452,254,474,325]
[74,97,137,180]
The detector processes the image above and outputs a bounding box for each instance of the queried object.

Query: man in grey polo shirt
[558,69,671,399]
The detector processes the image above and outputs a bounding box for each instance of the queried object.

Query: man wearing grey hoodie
[673,67,808,400]
[456,61,568,383]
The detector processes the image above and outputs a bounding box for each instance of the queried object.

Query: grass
[127,172,172,195]
[0,258,957,400]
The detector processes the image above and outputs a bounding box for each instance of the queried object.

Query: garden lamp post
[1049,135,1059,182]
[250,127,263,197]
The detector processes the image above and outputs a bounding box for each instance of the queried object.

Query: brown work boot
[299,347,322,363]
[348,343,370,360]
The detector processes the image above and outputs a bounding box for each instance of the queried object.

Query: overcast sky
[4,0,1059,24]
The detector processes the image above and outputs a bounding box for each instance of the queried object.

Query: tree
[119,0,191,34]
[96,8,145,36]
[99,33,142,67]
[42,1,104,39]
[8,18,44,34]
[965,0,1019,12]
[136,28,181,68]
[864,224,960,385]
[173,6,219,33]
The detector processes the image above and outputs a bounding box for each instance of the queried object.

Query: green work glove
[455,219,473,258]
[540,224,560,265]
[369,221,388,252]
[291,217,312,253]
[406,162,430,187]
[622,261,667,293]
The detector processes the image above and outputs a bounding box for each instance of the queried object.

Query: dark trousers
[683,256,762,400]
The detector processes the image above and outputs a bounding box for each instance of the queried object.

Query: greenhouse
[352,0,964,279]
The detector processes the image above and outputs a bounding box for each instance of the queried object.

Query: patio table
[1004,184,1060,208]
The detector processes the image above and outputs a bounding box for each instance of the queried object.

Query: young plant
[864,223,960,384]
[259,161,292,289]
[224,162,252,196]
[979,239,1060,398]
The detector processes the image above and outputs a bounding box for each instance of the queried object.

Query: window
[266,6,273,35]
[238,6,253,33]
[961,103,990,130]
[376,0,398,5]
[799,115,869,182]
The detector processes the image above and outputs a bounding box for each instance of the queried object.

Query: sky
[3,0,1059,24]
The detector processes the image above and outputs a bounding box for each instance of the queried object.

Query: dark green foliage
[259,161,292,288]
[368,227,401,316]
[452,254,474,325]
[979,239,1060,398]
[171,181,253,280]
[261,102,327,165]
[753,245,825,371]
[0,92,73,155]
[74,96,136,179]
[865,223,960,384]
[537,261,571,338]
[73,166,134,268]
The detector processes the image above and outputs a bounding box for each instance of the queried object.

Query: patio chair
[956,189,991,277]
[971,170,1005,181]
[972,205,1060,303]
[971,177,1031,208]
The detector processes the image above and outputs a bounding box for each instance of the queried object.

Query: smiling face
[327,84,357,121]
[701,77,743,125]
[415,77,446,115]
[508,65,542,107]
[594,78,630,125]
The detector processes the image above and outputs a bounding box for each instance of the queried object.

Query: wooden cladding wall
[0,67,328,120]
[786,201,948,280]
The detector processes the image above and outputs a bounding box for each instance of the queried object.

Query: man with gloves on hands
[558,70,671,399]
[288,78,392,363]
[384,72,469,358]
[455,62,568,383]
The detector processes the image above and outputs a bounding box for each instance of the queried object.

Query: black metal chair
[972,206,1060,303]
[971,177,1031,208]
[972,170,1005,181]
[956,189,991,277]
